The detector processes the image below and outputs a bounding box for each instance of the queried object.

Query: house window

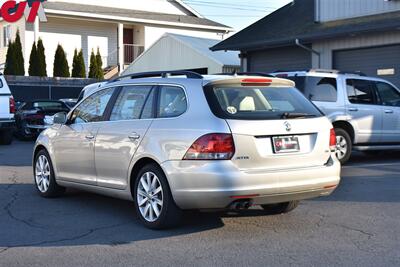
[3,26,12,47]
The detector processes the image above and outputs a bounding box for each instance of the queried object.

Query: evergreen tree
[13,30,25,75]
[71,49,86,78]
[53,44,70,77]
[4,41,16,75]
[95,48,104,80]
[36,38,47,77]
[28,42,39,76]
[88,50,97,79]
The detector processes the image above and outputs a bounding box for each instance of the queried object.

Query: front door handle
[85,134,95,140]
[348,108,358,112]
[128,133,141,141]
[384,110,394,114]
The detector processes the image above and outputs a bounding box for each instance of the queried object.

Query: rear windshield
[204,86,323,120]
[32,102,68,110]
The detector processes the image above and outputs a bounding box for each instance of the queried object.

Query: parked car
[0,74,15,145]
[15,100,70,140]
[33,71,341,229]
[273,69,400,164]
[77,82,107,102]
[59,98,78,109]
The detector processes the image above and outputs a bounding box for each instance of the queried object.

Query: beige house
[0,0,232,77]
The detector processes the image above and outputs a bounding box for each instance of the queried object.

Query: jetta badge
[284,121,291,132]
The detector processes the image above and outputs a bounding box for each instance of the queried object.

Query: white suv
[274,70,400,163]
[0,74,15,145]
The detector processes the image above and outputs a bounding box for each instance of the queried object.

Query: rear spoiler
[206,76,295,88]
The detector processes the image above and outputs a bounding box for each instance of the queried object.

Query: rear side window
[205,86,322,120]
[110,85,153,121]
[157,86,187,118]
[287,76,337,102]
[347,79,377,105]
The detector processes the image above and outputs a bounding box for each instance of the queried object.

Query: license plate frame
[272,136,300,154]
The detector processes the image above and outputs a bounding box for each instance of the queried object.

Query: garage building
[123,33,240,75]
[211,0,400,87]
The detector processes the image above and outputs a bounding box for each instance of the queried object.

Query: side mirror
[53,112,68,125]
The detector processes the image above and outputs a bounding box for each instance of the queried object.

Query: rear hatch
[204,76,333,171]
[0,76,13,120]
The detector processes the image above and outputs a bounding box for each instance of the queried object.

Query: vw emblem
[284,121,291,132]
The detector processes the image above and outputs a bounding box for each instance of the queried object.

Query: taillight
[330,128,336,151]
[9,96,15,114]
[241,78,272,87]
[183,133,235,160]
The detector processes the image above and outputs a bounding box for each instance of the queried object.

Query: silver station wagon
[33,71,341,229]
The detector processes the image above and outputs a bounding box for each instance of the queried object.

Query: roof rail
[109,70,203,83]
[213,71,275,78]
[338,70,367,76]
[309,69,340,74]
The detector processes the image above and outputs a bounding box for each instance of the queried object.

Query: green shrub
[95,48,104,80]
[36,38,47,77]
[4,30,25,76]
[88,50,97,79]
[72,49,86,78]
[28,42,39,76]
[53,44,70,77]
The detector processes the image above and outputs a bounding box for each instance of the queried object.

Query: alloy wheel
[137,172,164,222]
[35,155,51,193]
[336,135,348,160]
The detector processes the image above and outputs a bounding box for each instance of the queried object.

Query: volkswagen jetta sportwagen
[33,71,341,229]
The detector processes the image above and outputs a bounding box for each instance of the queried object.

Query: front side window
[346,79,377,105]
[205,86,322,120]
[157,86,187,118]
[375,82,400,107]
[71,87,115,124]
[110,85,153,121]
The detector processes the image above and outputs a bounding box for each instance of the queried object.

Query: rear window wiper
[281,112,318,119]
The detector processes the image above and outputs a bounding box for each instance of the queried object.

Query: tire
[334,128,352,164]
[134,163,182,229]
[261,201,299,215]
[0,130,13,145]
[16,122,33,141]
[33,149,65,198]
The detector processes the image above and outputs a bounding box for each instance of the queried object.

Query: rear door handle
[348,108,358,112]
[384,110,394,114]
[128,133,141,141]
[85,134,95,140]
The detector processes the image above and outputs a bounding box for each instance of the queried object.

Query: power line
[182,3,269,12]
[183,0,279,9]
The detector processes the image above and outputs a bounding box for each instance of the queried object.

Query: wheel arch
[129,157,163,198]
[332,120,355,143]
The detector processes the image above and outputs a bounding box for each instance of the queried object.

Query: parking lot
[0,141,399,267]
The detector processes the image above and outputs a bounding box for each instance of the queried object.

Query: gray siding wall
[312,31,400,68]
[316,0,400,22]
[248,46,311,73]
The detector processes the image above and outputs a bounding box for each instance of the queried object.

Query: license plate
[272,136,300,154]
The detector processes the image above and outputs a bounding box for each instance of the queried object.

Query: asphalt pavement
[0,141,399,267]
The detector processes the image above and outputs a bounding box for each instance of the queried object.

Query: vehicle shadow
[0,185,278,249]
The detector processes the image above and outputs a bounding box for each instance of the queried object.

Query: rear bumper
[0,119,15,131]
[161,156,341,209]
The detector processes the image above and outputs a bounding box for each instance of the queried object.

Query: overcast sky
[182,0,292,31]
